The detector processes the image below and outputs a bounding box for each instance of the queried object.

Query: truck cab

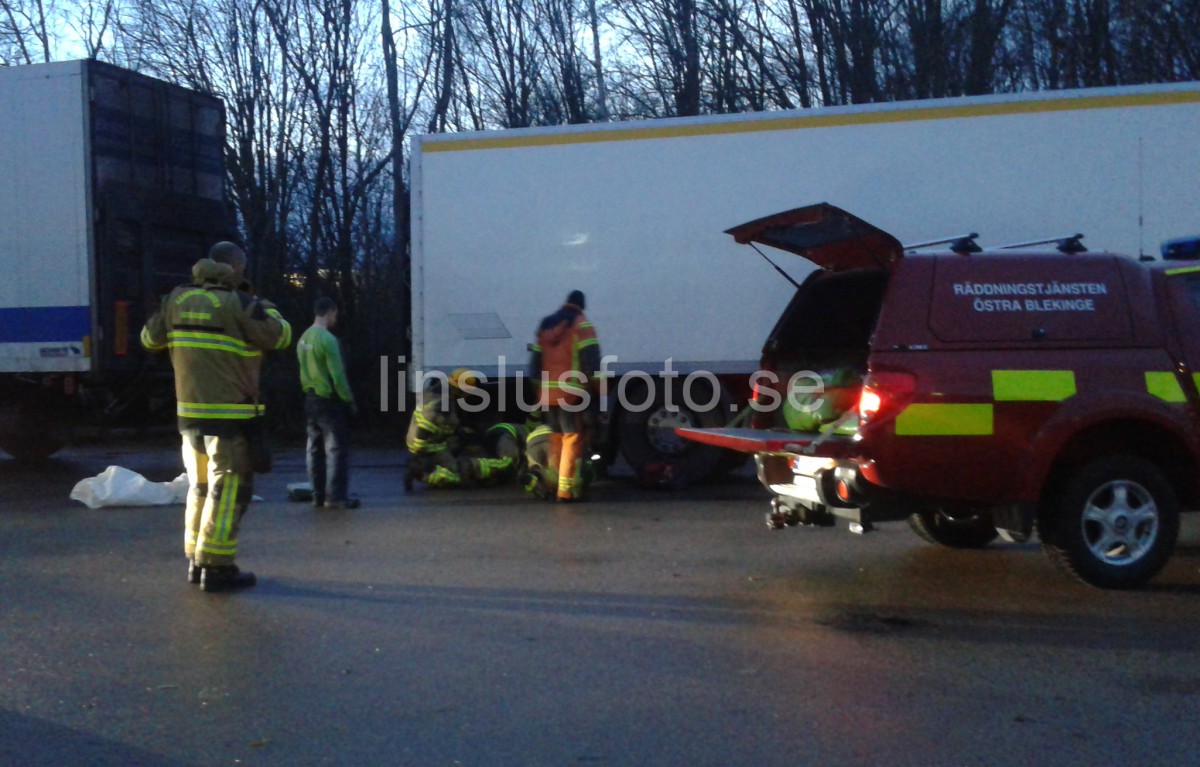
[680,203,1200,588]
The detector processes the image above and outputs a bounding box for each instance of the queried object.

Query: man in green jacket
[297,297,359,509]
[141,241,291,593]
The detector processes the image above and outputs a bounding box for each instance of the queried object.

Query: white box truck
[0,60,232,460]
[411,81,1200,480]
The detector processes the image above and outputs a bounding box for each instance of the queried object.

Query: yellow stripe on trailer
[422,89,1200,154]
[1145,372,1187,403]
[992,370,1076,402]
[895,404,994,436]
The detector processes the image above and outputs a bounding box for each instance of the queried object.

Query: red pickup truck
[680,203,1200,589]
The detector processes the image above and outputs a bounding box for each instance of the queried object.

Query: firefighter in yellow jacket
[530,289,600,502]
[520,422,554,498]
[141,242,291,593]
[480,421,526,485]
[404,369,513,489]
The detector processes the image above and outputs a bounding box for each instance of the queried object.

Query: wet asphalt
[3,439,1200,767]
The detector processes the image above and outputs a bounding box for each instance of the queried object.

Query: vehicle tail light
[858,388,882,417]
[836,479,852,502]
[858,371,916,426]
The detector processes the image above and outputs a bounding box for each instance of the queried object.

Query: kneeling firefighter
[478,420,529,486]
[404,369,513,489]
[521,421,594,500]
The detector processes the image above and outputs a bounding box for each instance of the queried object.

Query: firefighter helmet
[448,368,479,391]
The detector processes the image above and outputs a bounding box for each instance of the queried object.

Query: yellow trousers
[548,432,584,500]
[181,432,253,567]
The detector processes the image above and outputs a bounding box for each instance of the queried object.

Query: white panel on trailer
[412,82,1200,376]
[0,60,93,373]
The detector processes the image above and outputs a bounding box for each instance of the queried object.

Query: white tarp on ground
[70,466,188,509]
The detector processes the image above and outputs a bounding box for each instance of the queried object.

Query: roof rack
[904,233,981,255]
[994,234,1087,254]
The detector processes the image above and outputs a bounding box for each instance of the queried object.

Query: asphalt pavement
[3,439,1200,767]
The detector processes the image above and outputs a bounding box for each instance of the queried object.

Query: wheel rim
[1080,479,1159,566]
[645,407,696,456]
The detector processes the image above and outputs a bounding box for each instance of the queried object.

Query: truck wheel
[1042,456,1178,589]
[617,378,727,482]
[0,400,69,461]
[908,508,999,549]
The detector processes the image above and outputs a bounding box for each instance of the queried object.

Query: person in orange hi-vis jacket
[530,290,601,502]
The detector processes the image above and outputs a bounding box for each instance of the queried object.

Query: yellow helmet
[448,368,479,390]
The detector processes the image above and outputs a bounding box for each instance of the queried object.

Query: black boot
[522,468,551,500]
[200,565,257,593]
[188,560,202,584]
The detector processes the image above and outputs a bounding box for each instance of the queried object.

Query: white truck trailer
[0,60,232,460]
[411,81,1200,479]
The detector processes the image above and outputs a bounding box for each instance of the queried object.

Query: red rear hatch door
[725,202,903,272]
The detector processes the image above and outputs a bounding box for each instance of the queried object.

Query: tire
[0,400,69,461]
[617,377,729,482]
[1042,455,1179,589]
[908,508,999,549]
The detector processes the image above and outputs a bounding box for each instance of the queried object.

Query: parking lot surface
[3,440,1200,766]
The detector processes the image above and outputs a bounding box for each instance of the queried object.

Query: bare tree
[904,0,951,97]
[1164,0,1200,80]
[425,0,462,131]
[64,0,122,59]
[260,0,396,318]
[533,0,590,123]
[587,0,608,117]
[0,0,54,64]
[456,0,543,126]
[960,0,1016,94]
[700,0,797,111]
[609,0,703,116]
[756,0,816,107]
[123,0,306,302]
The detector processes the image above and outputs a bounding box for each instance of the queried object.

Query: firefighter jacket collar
[538,303,583,334]
[191,258,239,288]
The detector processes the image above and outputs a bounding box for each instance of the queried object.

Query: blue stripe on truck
[0,306,91,343]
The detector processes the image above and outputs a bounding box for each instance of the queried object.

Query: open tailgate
[724,202,903,272]
[676,427,860,458]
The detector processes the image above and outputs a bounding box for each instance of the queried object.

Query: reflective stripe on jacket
[405,388,460,453]
[141,258,291,431]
